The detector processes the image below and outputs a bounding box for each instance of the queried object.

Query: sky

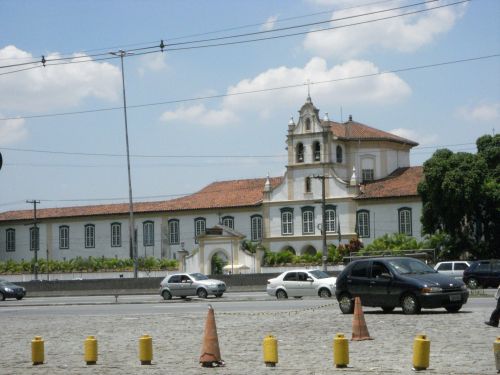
[0,0,499,212]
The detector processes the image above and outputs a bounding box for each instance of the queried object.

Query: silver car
[434,261,471,280]
[266,269,336,299]
[159,273,226,300]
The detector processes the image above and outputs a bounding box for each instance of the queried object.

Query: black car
[335,257,469,314]
[0,279,26,301]
[463,260,500,289]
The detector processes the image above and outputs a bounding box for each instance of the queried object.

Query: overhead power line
[0,0,469,74]
[0,142,476,160]
[0,0,415,63]
[0,52,497,122]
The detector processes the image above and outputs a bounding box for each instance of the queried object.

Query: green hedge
[0,256,178,274]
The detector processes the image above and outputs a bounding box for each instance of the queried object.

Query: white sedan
[266,269,336,299]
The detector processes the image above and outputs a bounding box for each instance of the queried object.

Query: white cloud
[159,57,410,126]
[0,117,28,145]
[160,104,238,127]
[224,57,411,114]
[0,45,121,113]
[303,1,467,57]
[389,128,437,146]
[138,53,168,76]
[456,102,500,122]
[261,15,278,31]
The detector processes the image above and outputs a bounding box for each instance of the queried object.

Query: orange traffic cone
[200,305,225,367]
[351,297,373,341]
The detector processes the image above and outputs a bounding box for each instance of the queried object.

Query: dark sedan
[463,260,500,289]
[0,279,26,300]
[335,257,469,314]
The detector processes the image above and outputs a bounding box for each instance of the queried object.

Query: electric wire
[0,0,418,64]
[0,0,468,73]
[0,53,497,122]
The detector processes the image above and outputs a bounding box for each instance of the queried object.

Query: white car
[266,269,336,299]
[434,261,471,280]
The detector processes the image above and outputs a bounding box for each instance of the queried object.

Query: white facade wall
[0,222,47,262]
[164,210,263,258]
[355,200,423,245]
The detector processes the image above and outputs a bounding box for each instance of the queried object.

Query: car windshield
[387,258,436,275]
[308,270,330,279]
[189,273,208,281]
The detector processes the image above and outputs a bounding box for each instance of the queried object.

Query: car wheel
[319,288,332,298]
[197,288,208,299]
[467,278,480,289]
[401,294,421,315]
[215,293,223,298]
[0,292,5,301]
[445,304,462,313]
[162,290,172,300]
[15,296,23,301]
[276,290,288,299]
[382,306,395,313]
[338,293,354,314]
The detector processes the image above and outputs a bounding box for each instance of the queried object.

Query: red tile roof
[326,120,418,146]
[355,166,423,200]
[0,177,283,222]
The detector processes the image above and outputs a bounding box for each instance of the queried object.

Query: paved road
[0,294,498,374]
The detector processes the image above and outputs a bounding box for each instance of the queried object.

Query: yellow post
[262,335,278,367]
[493,336,500,372]
[412,334,430,371]
[84,336,98,365]
[138,334,153,365]
[31,336,44,365]
[333,333,349,368]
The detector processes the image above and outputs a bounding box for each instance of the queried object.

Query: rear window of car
[437,263,452,271]
[476,262,491,272]
[454,262,469,271]
[168,275,181,283]
[283,272,297,281]
[350,261,370,278]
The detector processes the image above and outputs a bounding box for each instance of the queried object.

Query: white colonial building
[0,97,423,274]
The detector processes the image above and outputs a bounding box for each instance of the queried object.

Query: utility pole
[312,175,332,271]
[26,200,40,280]
[111,49,138,278]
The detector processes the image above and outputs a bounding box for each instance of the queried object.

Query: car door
[436,262,453,277]
[180,274,196,296]
[346,260,371,304]
[490,262,500,288]
[297,271,315,296]
[282,272,299,296]
[167,275,182,296]
[368,261,396,307]
[474,261,492,286]
[452,262,469,280]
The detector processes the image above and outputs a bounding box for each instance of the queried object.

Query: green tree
[418,135,500,259]
[211,254,226,274]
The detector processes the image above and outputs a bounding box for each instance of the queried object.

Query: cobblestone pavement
[0,299,498,375]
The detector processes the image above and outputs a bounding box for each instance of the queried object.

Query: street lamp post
[111,50,138,279]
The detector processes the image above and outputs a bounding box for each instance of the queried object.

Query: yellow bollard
[494,336,500,372]
[412,334,430,371]
[262,335,278,367]
[333,333,349,368]
[31,336,44,365]
[138,334,153,365]
[84,336,98,365]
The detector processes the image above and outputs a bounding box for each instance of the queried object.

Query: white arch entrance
[182,225,262,275]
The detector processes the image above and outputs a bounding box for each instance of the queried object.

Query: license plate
[449,294,461,302]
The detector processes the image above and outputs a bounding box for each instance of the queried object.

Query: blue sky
[0,0,499,212]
